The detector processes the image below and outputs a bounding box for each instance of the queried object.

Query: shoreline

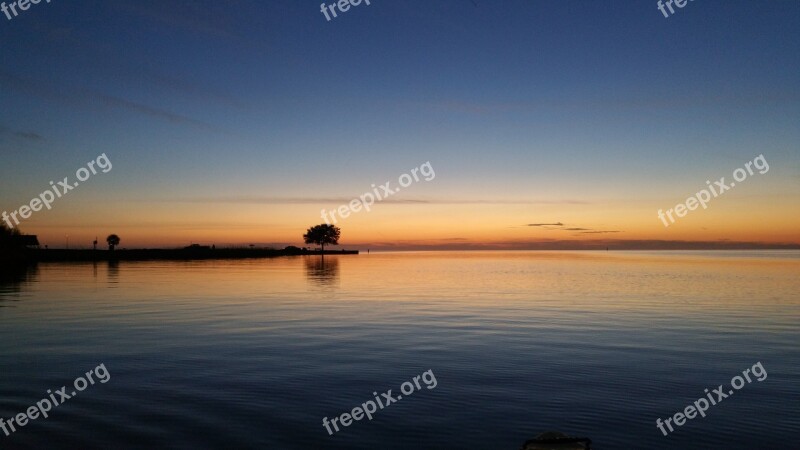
[3,247,358,264]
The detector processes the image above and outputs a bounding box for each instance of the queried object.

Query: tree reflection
[304,256,340,287]
[107,259,120,284]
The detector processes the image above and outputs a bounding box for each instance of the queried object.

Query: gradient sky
[1,0,798,250]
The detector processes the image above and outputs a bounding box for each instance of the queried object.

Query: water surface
[1,251,798,449]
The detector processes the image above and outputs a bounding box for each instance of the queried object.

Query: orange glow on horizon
[14,196,799,249]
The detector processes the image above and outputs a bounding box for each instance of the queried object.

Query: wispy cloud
[0,125,43,141]
[0,71,218,131]
[525,221,622,235]
[527,222,564,227]
[95,93,216,130]
[141,196,588,205]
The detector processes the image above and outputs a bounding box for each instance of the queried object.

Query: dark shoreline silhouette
[6,247,358,264]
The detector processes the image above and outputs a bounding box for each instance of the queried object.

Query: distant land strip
[14,247,358,263]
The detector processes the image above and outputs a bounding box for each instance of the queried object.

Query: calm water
[1,251,798,449]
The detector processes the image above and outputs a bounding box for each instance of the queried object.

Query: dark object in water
[521,431,592,450]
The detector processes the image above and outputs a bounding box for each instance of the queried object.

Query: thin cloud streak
[0,71,218,131]
[141,197,590,205]
[525,221,622,235]
[0,125,43,141]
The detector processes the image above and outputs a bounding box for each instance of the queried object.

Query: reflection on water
[107,259,120,284]
[0,251,798,449]
[304,256,340,287]
[0,263,38,303]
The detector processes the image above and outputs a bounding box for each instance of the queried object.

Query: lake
[1,251,798,449]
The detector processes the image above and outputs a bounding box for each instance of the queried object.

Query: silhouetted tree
[0,222,20,237]
[0,223,21,250]
[0,223,9,240]
[303,224,340,254]
[0,224,29,264]
[106,234,120,251]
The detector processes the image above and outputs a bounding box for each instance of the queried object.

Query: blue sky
[1,0,798,248]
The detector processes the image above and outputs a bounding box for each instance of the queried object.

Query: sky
[1,0,798,250]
